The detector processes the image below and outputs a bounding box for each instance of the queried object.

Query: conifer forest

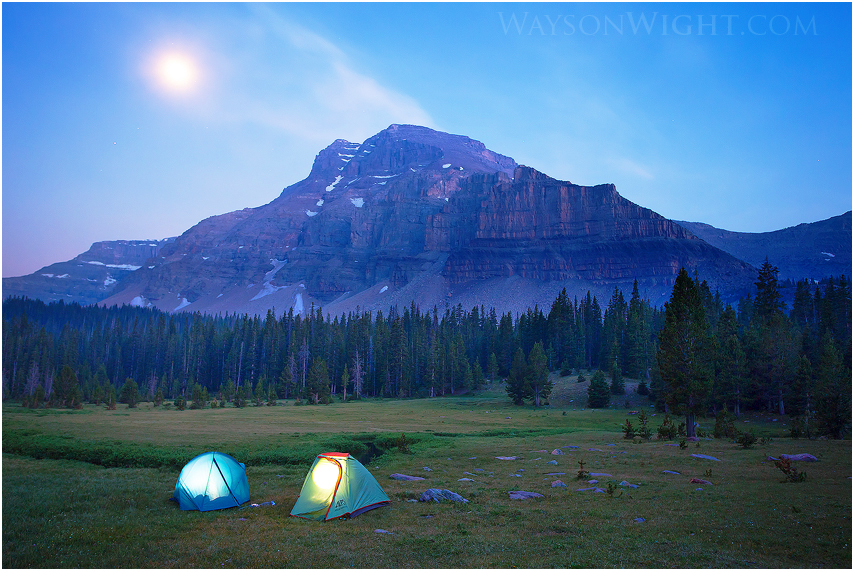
[3,263,850,438]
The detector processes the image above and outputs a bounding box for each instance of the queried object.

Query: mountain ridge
[5,125,847,315]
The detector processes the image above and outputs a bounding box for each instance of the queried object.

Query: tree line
[2,262,850,437]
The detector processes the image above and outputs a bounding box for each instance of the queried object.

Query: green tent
[290,452,390,521]
[171,451,250,511]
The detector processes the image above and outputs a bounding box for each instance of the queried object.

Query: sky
[2,2,852,278]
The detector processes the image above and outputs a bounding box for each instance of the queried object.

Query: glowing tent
[290,452,390,521]
[172,451,250,511]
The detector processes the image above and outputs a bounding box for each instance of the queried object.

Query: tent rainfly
[290,452,390,521]
[172,451,250,511]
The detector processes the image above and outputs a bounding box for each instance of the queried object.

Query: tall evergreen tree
[505,348,530,405]
[657,268,714,438]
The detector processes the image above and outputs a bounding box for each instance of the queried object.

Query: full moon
[155,53,200,93]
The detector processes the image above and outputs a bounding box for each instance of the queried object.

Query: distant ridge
[676,212,851,281]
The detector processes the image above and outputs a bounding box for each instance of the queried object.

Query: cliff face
[89,124,758,315]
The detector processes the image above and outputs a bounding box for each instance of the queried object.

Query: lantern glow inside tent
[290,452,390,521]
[172,451,250,511]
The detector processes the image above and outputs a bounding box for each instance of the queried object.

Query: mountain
[90,124,756,316]
[677,212,852,281]
[2,239,174,305]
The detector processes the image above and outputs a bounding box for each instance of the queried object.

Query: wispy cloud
[192,5,436,145]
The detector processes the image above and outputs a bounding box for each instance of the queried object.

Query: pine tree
[527,342,551,407]
[505,348,530,405]
[657,268,714,438]
[587,370,610,408]
[814,333,850,439]
[306,359,331,404]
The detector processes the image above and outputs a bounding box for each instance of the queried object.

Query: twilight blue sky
[3,2,851,277]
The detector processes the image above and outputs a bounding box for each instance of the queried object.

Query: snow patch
[443,163,451,169]
[326,175,343,192]
[445,198,449,202]
[351,198,365,208]
[372,174,397,179]
[294,292,305,316]
[148,266,155,269]
[202,256,209,260]
[82,261,141,270]
[103,276,117,287]
[306,210,319,217]
[265,259,288,282]
[56,274,69,279]
[174,298,191,311]
[822,252,835,258]
[130,296,147,307]
[338,153,355,158]
[251,283,286,301]
[379,286,389,294]
[316,199,324,207]
[217,293,223,298]
[41,273,54,278]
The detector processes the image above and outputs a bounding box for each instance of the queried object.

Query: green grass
[2,379,851,568]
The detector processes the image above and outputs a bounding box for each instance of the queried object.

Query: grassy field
[3,375,851,568]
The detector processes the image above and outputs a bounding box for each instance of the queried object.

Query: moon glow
[154,53,200,93]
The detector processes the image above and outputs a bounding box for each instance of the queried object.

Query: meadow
[2,377,851,568]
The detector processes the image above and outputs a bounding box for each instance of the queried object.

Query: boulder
[619,480,639,488]
[419,488,469,503]
[496,456,520,461]
[661,470,681,475]
[690,478,713,485]
[551,480,567,488]
[547,460,559,465]
[691,454,721,461]
[390,473,425,481]
[589,472,612,477]
[509,491,544,500]
[458,478,475,482]
[551,449,563,455]
[781,453,818,462]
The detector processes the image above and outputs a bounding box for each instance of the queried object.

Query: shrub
[622,419,635,439]
[657,414,678,440]
[735,429,757,449]
[577,373,586,384]
[636,380,649,395]
[774,457,806,483]
[713,409,736,438]
[636,408,652,440]
[576,459,590,480]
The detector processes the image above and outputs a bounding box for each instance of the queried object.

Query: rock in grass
[634,517,646,523]
[374,529,393,535]
[458,478,475,482]
[419,488,468,503]
[547,460,559,465]
[551,449,563,455]
[551,480,567,488]
[496,456,520,461]
[589,473,612,477]
[509,491,544,500]
[690,478,713,485]
[781,453,818,462]
[390,473,425,481]
[619,480,639,488]
[691,454,721,461]
[662,470,681,475]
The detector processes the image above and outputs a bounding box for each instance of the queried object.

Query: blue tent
[172,452,250,511]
